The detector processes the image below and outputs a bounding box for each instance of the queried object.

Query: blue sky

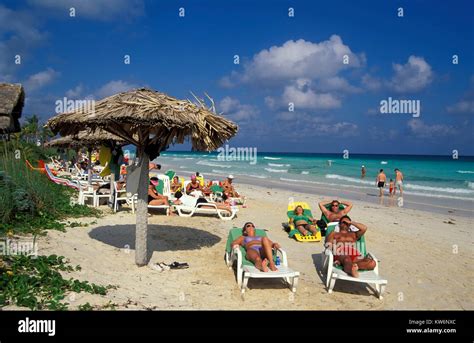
[1,0,473,155]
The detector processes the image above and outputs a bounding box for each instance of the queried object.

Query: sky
[1,0,473,155]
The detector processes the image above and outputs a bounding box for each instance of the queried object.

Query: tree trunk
[135,149,149,266]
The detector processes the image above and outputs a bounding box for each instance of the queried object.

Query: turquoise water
[156,151,474,202]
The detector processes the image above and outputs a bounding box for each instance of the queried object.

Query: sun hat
[228,174,234,179]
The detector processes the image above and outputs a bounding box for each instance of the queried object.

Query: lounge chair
[287,201,321,242]
[113,181,136,213]
[322,223,387,299]
[44,165,80,190]
[225,227,299,294]
[175,201,237,220]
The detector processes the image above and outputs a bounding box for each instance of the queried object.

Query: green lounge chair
[225,227,299,294]
[322,223,387,299]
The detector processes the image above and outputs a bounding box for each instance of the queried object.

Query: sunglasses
[331,204,339,207]
[245,224,255,228]
[340,221,351,226]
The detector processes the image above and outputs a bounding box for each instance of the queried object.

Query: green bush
[0,254,113,310]
[0,142,99,235]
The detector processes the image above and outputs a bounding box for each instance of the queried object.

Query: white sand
[12,184,473,310]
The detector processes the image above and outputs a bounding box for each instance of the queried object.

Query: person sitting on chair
[231,222,280,272]
[186,175,204,196]
[325,216,376,278]
[171,176,182,193]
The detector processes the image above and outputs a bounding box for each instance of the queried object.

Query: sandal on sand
[149,263,163,272]
[158,262,170,271]
[169,262,189,269]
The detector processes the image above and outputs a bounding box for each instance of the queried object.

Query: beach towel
[287,201,322,242]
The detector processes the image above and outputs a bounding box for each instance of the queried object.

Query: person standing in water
[394,168,404,196]
[361,165,366,178]
[376,169,387,197]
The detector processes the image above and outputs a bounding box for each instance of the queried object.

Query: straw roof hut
[45,129,127,149]
[0,83,25,135]
[47,88,238,266]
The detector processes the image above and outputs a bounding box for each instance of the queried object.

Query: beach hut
[47,88,238,266]
[0,83,25,139]
[45,129,127,187]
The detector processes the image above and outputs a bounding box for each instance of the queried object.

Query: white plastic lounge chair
[225,227,299,294]
[113,181,136,213]
[322,223,387,299]
[175,202,237,220]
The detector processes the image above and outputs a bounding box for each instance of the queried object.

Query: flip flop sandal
[169,262,189,269]
[158,262,170,271]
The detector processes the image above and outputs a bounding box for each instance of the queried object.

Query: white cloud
[224,35,364,87]
[407,119,456,138]
[219,96,259,122]
[318,122,358,136]
[447,100,474,113]
[65,84,84,98]
[389,56,433,93]
[363,56,433,93]
[24,68,59,92]
[96,80,138,99]
[316,76,361,93]
[28,0,144,20]
[269,78,341,110]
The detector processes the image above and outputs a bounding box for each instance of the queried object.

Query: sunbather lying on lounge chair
[290,205,319,236]
[231,222,280,272]
[325,216,376,278]
[319,199,353,222]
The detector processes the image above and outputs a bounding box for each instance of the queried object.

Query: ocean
[155,151,474,201]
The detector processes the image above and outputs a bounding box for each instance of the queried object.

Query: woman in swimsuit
[290,205,319,236]
[231,222,280,272]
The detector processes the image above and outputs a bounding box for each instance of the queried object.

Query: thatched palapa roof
[45,129,127,149]
[47,88,238,152]
[0,83,25,134]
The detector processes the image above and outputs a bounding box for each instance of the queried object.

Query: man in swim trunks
[376,169,387,197]
[231,222,280,272]
[361,165,366,178]
[325,216,376,277]
[394,168,404,196]
[318,199,353,222]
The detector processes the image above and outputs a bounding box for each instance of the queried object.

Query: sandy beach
[8,182,472,311]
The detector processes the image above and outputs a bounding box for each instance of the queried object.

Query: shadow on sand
[89,224,221,262]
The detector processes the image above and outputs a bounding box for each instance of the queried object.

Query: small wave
[268,163,291,167]
[212,169,230,174]
[301,171,309,175]
[468,182,474,189]
[185,157,195,160]
[326,174,373,185]
[179,166,187,169]
[457,170,474,174]
[196,160,231,168]
[264,156,281,160]
[381,161,388,164]
[404,183,474,194]
[238,173,267,179]
[265,168,288,173]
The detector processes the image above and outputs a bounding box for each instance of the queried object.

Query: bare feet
[269,262,278,272]
[351,263,359,278]
[261,258,269,272]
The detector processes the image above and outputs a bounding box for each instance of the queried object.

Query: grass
[0,141,99,236]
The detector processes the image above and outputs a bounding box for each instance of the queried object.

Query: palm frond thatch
[44,129,127,149]
[47,88,238,152]
[0,83,25,134]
